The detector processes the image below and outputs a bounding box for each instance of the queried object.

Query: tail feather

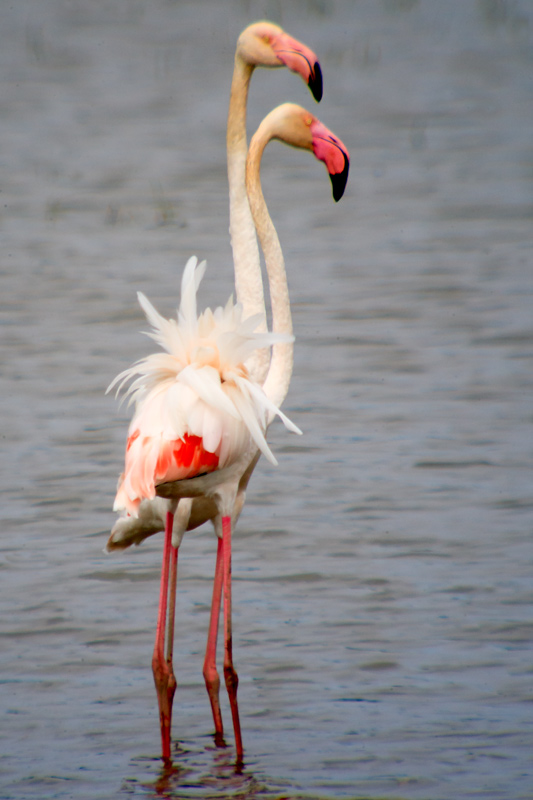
[178,256,205,339]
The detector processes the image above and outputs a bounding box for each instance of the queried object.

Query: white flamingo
[107,22,322,554]
[108,102,348,762]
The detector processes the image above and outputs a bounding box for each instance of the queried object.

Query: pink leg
[202,537,224,743]
[152,511,178,763]
[166,539,178,707]
[222,514,243,762]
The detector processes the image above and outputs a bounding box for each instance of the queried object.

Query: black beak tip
[329,153,350,202]
[308,61,323,103]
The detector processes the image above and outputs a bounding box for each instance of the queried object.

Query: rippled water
[1,1,532,798]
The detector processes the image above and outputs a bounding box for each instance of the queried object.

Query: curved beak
[310,119,350,202]
[328,147,349,202]
[272,34,323,102]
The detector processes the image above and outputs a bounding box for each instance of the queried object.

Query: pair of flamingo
[107,21,349,764]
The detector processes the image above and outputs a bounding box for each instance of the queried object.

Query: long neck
[227,56,269,383]
[246,132,293,412]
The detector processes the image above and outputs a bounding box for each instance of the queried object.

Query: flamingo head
[266,103,350,202]
[237,21,322,102]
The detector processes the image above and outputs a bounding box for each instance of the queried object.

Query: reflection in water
[125,742,291,800]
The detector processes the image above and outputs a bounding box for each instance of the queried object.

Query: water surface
[1,1,532,798]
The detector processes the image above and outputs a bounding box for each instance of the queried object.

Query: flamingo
[107,21,322,555]
[108,103,349,763]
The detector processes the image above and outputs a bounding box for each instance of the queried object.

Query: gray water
[1,1,532,798]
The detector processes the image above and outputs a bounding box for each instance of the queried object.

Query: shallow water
[1,1,532,798]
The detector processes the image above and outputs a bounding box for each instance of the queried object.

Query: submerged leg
[152,510,178,762]
[203,536,224,743]
[221,514,243,762]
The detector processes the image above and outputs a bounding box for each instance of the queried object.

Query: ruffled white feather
[108,256,301,514]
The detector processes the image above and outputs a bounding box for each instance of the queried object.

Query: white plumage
[108,255,301,517]
[106,20,347,765]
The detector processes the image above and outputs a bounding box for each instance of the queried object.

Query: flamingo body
[109,256,300,519]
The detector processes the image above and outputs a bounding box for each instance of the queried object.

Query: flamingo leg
[222,514,243,762]
[152,510,178,762]
[203,537,224,743]
[166,537,178,710]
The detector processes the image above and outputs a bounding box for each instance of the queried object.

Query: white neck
[227,56,270,383]
[246,131,293,413]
